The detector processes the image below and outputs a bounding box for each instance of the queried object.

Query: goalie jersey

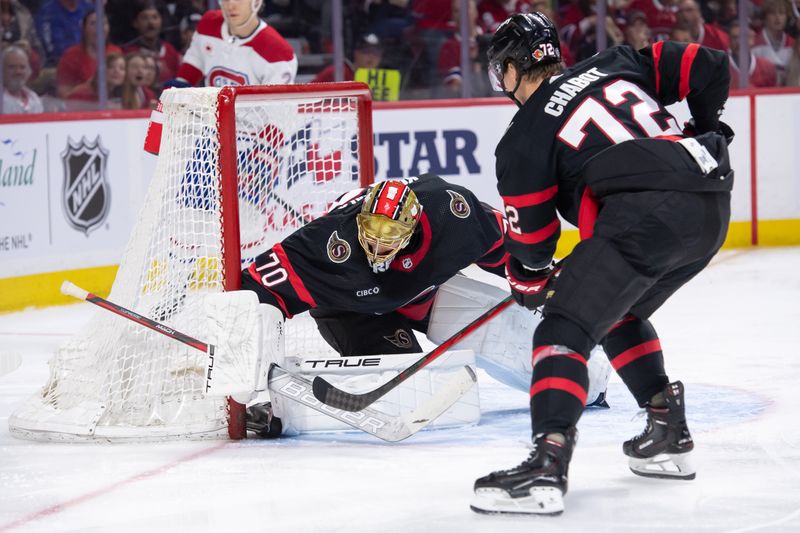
[243,174,507,319]
[497,42,729,269]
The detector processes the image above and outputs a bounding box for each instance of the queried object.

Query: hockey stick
[60,281,218,391]
[268,364,476,442]
[60,281,477,441]
[312,295,515,411]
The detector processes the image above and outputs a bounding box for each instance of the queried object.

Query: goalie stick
[59,281,477,441]
[311,258,567,412]
[312,295,515,412]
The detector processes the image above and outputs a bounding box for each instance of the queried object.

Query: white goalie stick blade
[267,364,477,442]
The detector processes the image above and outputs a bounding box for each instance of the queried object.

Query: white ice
[1,247,799,533]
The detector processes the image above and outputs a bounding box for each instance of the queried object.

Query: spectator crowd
[2,0,800,115]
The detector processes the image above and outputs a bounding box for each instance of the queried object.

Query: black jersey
[244,174,507,319]
[495,42,729,268]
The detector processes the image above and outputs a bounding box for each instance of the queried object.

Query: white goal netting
[9,84,373,441]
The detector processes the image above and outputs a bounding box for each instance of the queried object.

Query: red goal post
[9,82,375,442]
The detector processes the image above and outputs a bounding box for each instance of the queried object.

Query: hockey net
[9,83,374,442]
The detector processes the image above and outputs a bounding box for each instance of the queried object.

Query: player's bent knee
[534,315,595,357]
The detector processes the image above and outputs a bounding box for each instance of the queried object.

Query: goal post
[9,82,374,442]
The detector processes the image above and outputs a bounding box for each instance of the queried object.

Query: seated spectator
[364,0,414,42]
[412,0,453,87]
[438,0,492,97]
[1,0,45,76]
[33,0,93,66]
[628,0,678,41]
[142,52,162,98]
[65,52,126,109]
[728,20,777,88]
[121,51,157,109]
[623,9,652,50]
[56,11,122,99]
[2,45,43,114]
[124,2,182,84]
[312,33,383,83]
[573,15,625,62]
[676,0,729,50]
[178,11,202,53]
[786,32,800,86]
[477,0,534,33]
[669,22,693,42]
[753,0,796,84]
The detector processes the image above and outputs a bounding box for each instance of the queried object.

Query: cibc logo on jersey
[61,136,110,235]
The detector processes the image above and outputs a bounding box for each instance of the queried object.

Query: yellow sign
[354,68,401,101]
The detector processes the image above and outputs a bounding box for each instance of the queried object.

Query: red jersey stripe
[273,243,317,308]
[247,262,292,318]
[530,377,588,404]
[507,219,560,244]
[679,44,701,100]
[502,185,558,208]
[652,41,664,95]
[611,339,662,370]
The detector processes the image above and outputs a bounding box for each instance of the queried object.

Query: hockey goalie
[228,175,611,438]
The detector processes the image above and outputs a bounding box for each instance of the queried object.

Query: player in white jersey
[175,0,297,87]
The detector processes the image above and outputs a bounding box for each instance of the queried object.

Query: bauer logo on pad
[61,136,110,236]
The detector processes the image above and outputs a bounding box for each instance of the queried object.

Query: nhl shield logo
[447,190,470,219]
[327,231,351,263]
[61,136,110,235]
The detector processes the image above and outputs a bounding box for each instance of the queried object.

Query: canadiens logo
[61,136,110,235]
[208,67,248,87]
[327,231,351,263]
[447,190,470,219]
[384,329,413,349]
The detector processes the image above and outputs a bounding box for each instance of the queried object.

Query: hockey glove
[505,257,560,310]
[683,118,734,145]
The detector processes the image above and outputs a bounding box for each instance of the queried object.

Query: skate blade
[629,451,696,480]
[470,487,564,516]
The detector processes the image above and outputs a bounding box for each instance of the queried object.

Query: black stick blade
[312,376,384,412]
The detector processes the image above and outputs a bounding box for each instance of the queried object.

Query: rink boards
[1,89,798,311]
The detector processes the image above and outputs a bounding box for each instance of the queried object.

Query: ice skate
[245,402,283,439]
[470,428,577,516]
[623,381,695,480]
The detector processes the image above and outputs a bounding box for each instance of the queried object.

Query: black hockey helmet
[487,12,562,91]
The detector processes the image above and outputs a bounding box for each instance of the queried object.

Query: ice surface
[1,248,799,532]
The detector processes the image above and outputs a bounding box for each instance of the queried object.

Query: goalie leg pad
[271,350,480,436]
[427,274,611,407]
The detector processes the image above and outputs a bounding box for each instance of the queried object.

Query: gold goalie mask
[356,180,422,273]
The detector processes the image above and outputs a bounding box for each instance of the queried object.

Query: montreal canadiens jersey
[244,174,507,319]
[178,10,297,87]
[495,42,729,268]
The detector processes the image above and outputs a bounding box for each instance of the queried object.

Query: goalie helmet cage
[9,83,374,442]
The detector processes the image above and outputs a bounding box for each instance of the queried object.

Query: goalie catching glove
[505,257,561,310]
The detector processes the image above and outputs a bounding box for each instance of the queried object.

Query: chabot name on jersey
[544,67,610,117]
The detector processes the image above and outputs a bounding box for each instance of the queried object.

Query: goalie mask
[357,180,422,273]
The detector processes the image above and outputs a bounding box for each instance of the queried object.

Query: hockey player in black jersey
[241,174,508,356]
[470,13,733,515]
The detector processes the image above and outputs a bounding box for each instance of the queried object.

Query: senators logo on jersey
[327,231,351,263]
[447,190,471,218]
